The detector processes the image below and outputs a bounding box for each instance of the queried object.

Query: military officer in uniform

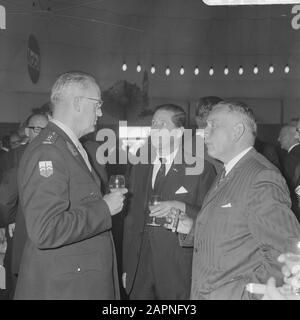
[14,71,127,300]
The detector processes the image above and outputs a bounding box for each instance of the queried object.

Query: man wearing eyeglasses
[14,71,126,300]
[25,114,48,143]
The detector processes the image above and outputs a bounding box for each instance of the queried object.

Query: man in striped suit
[178,100,300,300]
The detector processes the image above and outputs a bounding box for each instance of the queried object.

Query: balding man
[179,101,300,299]
[14,72,126,300]
[25,113,49,143]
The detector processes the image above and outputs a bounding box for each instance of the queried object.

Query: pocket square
[175,186,188,194]
[221,203,232,208]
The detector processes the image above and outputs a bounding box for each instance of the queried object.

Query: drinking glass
[147,195,161,227]
[108,175,125,191]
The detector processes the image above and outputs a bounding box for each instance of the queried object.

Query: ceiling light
[284,64,290,74]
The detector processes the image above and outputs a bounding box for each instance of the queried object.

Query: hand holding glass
[147,195,161,227]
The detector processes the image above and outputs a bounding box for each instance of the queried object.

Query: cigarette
[246,283,266,294]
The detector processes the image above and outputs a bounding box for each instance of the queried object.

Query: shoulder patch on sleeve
[43,132,58,144]
[39,161,53,177]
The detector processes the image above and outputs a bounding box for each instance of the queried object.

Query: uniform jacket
[14,122,119,300]
[184,148,300,300]
[123,143,216,295]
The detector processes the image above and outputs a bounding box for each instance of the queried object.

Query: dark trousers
[129,227,192,300]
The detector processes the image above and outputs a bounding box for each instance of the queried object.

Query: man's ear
[233,123,245,142]
[73,96,81,112]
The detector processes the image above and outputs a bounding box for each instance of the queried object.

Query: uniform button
[194,248,198,253]
[77,267,81,272]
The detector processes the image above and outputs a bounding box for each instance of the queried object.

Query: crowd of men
[0,71,300,300]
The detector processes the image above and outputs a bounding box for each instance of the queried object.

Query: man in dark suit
[14,71,127,300]
[178,101,300,300]
[122,104,216,300]
[278,124,300,220]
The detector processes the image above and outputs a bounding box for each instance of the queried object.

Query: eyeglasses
[151,119,167,129]
[79,96,103,109]
[27,126,44,133]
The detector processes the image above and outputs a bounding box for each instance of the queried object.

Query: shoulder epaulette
[43,131,58,144]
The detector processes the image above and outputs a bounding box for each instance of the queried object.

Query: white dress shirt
[152,148,179,188]
[288,143,300,154]
[224,147,252,176]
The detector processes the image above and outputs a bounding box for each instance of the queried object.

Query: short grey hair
[213,100,257,139]
[50,71,97,105]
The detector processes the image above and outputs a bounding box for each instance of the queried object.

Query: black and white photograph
[1,0,300,303]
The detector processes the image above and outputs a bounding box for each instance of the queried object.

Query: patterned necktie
[215,166,226,189]
[77,142,92,171]
[153,157,166,192]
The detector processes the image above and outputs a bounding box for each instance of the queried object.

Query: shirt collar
[224,146,252,176]
[51,119,80,148]
[288,143,300,153]
[154,147,179,165]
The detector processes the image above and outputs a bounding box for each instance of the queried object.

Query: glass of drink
[108,175,125,191]
[147,195,161,227]
[283,238,300,295]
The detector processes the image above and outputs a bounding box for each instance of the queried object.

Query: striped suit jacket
[187,148,300,300]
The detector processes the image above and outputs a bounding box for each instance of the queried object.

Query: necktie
[215,166,226,189]
[153,157,166,192]
[77,142,92,171]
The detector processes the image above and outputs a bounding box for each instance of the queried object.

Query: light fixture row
[121,62,291,75]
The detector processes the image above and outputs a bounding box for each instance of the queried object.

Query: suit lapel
[201,148,255,210]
